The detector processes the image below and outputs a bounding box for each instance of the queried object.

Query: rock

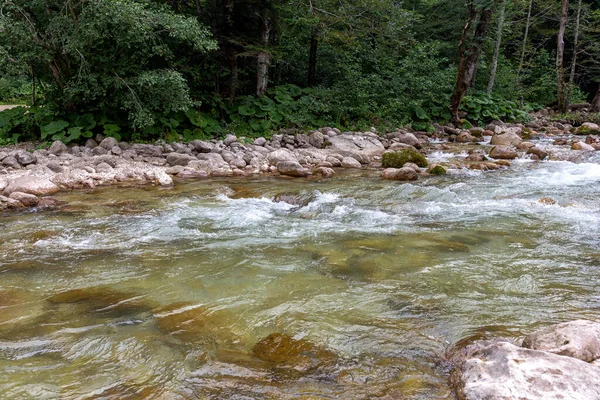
[309,131,325,148]
[516,141,536,151]
[99,137,119,150]
[575,122,600,135]
[403,162,421,173]
[49,140,69,155]
[451,340,600,400]
[277,161,308,177]
[94,162,113,173]
[2,156,21,169]
[111,146,123,156]
[154,170,173,186]
[314,166,335,177]
[254,137,267,146]
[177,169,208,179]
[48,286,155,317]
[456,132,478,143]
[326,133,385,159]
[341,157,362,169]
[268,149,297,166]
[190,140,213,153]
[571,142,595,151]
[427,164,447,175]
[15,152,37,166]
[3,175,60,196]
[527,146,548,160]
[466,149,487,161]
[223,134,238,146]
[489,146,518,160]
[389,132,422,148]
[84,139,98,149]
[382,149,428,168]
[253,333,336,372]
[8,191,39,207]
[522,320,600,363]
[92,146,108,156]
[0,195,25,210]
[490,132,522,146]
[381,167,418,181]
[166,152,196,166]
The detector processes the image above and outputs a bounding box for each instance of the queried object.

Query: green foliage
[461,92,531,124]
[382,149,428,168]
[0,77,30,103]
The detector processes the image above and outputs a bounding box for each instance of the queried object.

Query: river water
[1,145,600,399]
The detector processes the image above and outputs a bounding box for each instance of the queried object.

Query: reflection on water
[1,155,600,399]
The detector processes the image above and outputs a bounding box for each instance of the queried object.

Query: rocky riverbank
[1,115,599,211]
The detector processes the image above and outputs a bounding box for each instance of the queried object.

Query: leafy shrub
[461,92,531,125]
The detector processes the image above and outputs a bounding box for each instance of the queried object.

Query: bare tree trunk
[307,28,318,87]
[450,4,494,126]
[487,0,507,94]
[556,0,568,113]
[592,84,600,112]
[516,0,532,89]
[566,0,582,106]
[256,5,271,96]
[223,0,238,103]
[30,66,36,106]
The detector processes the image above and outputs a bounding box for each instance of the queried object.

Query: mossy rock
[382,149,428,168]
[428,165,447,175]
[575,125,600,135]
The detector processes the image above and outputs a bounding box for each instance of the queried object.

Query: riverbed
[1,149,600,399]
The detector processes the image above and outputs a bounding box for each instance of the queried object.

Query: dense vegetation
[0,0,599,144]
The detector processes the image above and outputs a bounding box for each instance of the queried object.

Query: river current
[1,146,600,399]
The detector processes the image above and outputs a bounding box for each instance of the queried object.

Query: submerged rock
[48,286,156,316]
[252,333,336,372]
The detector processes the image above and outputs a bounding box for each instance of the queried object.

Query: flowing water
[1,146,600,399]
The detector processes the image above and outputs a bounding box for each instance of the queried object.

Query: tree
[487,0,508,94]
[0,0,216,127]
[566,0,583,105]
[556,0,569,112]
[450,0,495,125]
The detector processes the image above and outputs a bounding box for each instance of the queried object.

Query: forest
[0,0,599,144]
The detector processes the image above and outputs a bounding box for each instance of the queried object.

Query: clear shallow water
[1,151,600,399]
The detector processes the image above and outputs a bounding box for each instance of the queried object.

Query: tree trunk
[308,28,318,87]
[566,0,582,106]
[487,0,507,94]
[592,84,600,112]
[556,0,568,113]
[223,0,238,103]
[450,5,494,126]
[256,5,272,96]
[516,0,532,88]
[30,66,36,106]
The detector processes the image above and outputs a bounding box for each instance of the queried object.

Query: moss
[382,149,428,168]
[429,165,447,175]
[575,126,600,135]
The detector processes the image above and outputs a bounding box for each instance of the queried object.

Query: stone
[111,146,123,156]
[309,131,325,148]
[522,320,600,363]
[8,191,39,207]
[94,162,113,173]
[0,195,25,210]
[2,156,21,169]
[575,122,600,135]
[48,286,155,317]
[223,134,238,146]
[166,152,196,166]
[84,139,98,149]
[253,333,336,372]
[490,132,522,146]
[466,149,487,162]
[177,169,208,179]
[389,132,422,148]
[3,175,60,196]
[99,137,119,150]
[15,152,37,166]
[326,155,342,167]
[382,149,428,168]
[527,146,548,160]
[516,141,536,151]
[451,340,600,400]
[456,132,478,143]
[49,140,69,155]
[489,146,518,160]
[253,137,267,146]
[314,166,335,177]
[341,157,362,169]
[268,149,297,166]
[427,164,447,175]
[381,167,418,181]
[92,146,108,156]
[277,161,308,177]
[403,162,421,173]
[191,139,213,153]
[326,133,385,159]
[571,142,595,151]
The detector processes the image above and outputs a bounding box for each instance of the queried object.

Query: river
[1,144,599,399]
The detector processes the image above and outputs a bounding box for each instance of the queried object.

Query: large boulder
[388,132,422,148]
[341,157,362,169]
[277,161,308,177]
[326,132,385,159]
[451,340,600,400]
[522,320,600,362]
[166,152,196,166]
[575,122,600,135]
[49,140,69,155]
[8,191,39,207]
[268,149,297,166]
[571,141,596,151]
[15,151,37,166]
[490,131,523,146]
[3,175,60,196]
[381,167,418,181]
[382,149,428,168]
[489,146,518,160]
